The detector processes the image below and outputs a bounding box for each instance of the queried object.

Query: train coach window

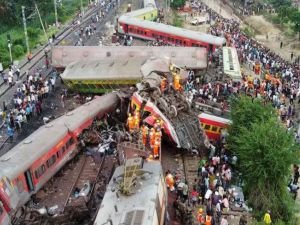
[204,124,211,130]
[46,155,56,168]
[211,126,218,132]
[35,164,46,179]
[66,138,75,149]
[16,178,24,193]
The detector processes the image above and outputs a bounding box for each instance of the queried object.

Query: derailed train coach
[0,93,120,225]
[94,158,167,225]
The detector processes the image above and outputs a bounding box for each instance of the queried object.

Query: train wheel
[169,105,177,118]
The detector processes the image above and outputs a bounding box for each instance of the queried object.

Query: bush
[242,27,256,37]
[27,27,41,39]
[173,13,183,27]
[13,45,25,58]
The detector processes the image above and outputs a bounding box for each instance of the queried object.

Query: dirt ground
[245,15,300,62]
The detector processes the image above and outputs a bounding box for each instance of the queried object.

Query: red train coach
[118,16,226,52]
[198,113,231,140]
[0,93,120,225]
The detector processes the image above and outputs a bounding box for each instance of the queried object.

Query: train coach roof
[0,121,69,179]
[94,160,163,225]
[124,7,157,18]
[0,94,119,180]
[61,58,146,80]
[118,16,226,46]
[52,46,207,69]
[199,113,231,124]
[59,93,119,131]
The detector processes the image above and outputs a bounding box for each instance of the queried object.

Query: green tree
[228,96,298,223]
[268,0,291,9]
[289,10,300,40]
[277,6,297,24]
[170,0,185,9]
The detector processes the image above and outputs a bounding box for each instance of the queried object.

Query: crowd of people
[2,68,58,142]
[166,130,246,225]
[159,1,300,224]
[74,0,119,46]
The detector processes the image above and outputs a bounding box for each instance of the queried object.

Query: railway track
[20,153,117,225]
[0,3,107,98]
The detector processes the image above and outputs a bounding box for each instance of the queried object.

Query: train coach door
[24,170,34,192]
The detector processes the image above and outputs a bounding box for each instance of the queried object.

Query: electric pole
[35,3,48,42]
[54,0,58,26]
[22,6,30,56]
[7,34,13,64]
[81,0,84,16]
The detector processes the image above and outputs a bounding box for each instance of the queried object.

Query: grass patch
[242,26,256,38]
[172,12,183,28]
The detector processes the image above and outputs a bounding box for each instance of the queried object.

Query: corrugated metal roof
[52,46,208,69]
[118,16,225,46]
[61,58,146,80]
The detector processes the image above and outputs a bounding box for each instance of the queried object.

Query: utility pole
[21,6,30,56]
[35,3,48,42]
[80,0,84,16]
[54,0,58,26]
[7,34,13,64]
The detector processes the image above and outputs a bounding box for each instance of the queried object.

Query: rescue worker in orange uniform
[165,171,175,191]
[154,119,161,130]
[149,128,155,148]
[153,139,160,159]
[155,128,162,143]
[197,208,205,225]
[174,73,181,91]
[134,108,140,129]
[160,77,167,93]
[205,215,212,225]
[127,113,135,133]
[141,124,149,146]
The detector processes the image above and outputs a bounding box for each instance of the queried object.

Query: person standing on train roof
[127,113,135,133]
